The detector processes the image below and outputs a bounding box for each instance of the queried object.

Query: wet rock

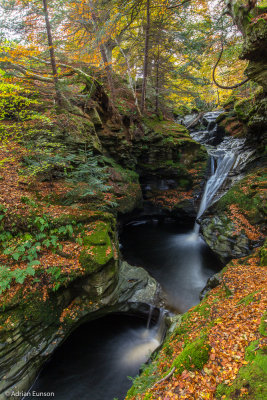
[113,261,166,311]
[201,214,251,262]
[200,273,222,300]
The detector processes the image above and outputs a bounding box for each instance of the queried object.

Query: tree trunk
[89,0,116,106]
[115,39,142,116]
[155,44,160,115]
[42,0,62,105]
[141,0,150,114]
[105,39,116,64]
[99,44,116,104]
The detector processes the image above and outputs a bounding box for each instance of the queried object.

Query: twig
[151,367,176,389]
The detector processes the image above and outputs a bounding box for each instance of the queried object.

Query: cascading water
[191,112,254,234]
[121,217,222,312]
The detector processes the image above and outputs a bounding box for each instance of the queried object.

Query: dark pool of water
[120,217,222,313]
[24,315,160,400]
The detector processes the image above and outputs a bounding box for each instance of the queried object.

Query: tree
[141,0,150,113]
[42,0,62,105]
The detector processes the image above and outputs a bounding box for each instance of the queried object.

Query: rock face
[241,18,267,92]
[200,2,267,262]
[217,2,267,150]
[216,88,267,153]
[201,214,251,262]
[200,169,266,262]
[0,185,165,400]
[0,255,165,400]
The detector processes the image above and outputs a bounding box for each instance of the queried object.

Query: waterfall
[145,306,167,342]
[193,151,236,234]
[146,304,153,329]
[155,308,167,343]
[191,112,254,235]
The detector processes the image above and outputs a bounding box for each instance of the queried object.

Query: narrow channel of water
[24,314,162,400]
[120,218,222,313]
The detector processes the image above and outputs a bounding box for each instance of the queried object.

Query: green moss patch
[126,361,161,398]
[234,98,253,122]
[215,341,267,399]
[79,221,116,273]
[144,118,189,139]
[259,311,267,337]
[171,334,210,374]
[237,291,260,306]
[216,169,266,224]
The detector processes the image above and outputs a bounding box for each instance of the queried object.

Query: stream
[24,112,252,400]
[120,217,222,313]
[24,314,163,400]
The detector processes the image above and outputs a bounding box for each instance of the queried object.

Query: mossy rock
[215,169,267,225]
[88,108,103,128]
[223,95,241,110]
[242,18,267,61]
[79,221,117,274]
[245,61,267,92]
[234,98,253,122]
[52,211,115,226]
[171,333,211,375]
[144,118,189,139]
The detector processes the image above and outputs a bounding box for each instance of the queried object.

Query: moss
[260,242,267,266]
[103,156,139,184]
[171,333,210,374]
[234,98,252,122]
[126,304,212,398]
[259,311,267,337]
[237,291,260,306]
[0,291,61,342]
[79,221,116,273]
[164,302,212,349]
[178,178,191,189]
[22,292,60,325]
[144,117,189,138]
[223,95,240,110]
[126,361,161,399]
[52,211,115,226]
[215,169,267,224]
[215,341,267,399]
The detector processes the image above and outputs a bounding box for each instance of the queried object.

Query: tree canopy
[0,0,259,114]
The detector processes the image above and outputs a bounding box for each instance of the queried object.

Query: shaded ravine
[23,112,251,400]
[23,314,165,400]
